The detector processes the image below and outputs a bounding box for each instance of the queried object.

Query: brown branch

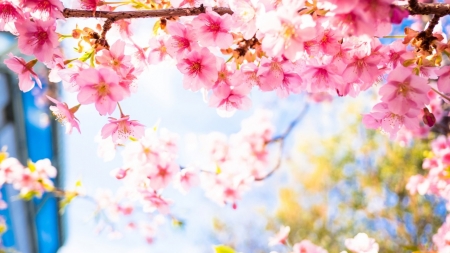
[403,2,450,16]
[425,14,441,36]
[62,2,450,21]
[62,6,233,20]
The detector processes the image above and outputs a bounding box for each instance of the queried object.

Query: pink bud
[423,108,436,127]
[115,168,128,179]
[390,5,409,24]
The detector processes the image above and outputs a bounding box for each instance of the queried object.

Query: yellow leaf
[153,19,161,35]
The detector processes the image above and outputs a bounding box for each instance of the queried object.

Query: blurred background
[0,15,448,253]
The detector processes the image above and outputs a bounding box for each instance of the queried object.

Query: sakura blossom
[15,19,58,62]
[3,0,450,250]
[176,47,218,91]
[4,53,41,92]
[47,96,81,134]
[76,67,126,115]
[268,226,290,246]
[0,0,22,34]
[292,240,328,253]
[191,10,233,48]
[101,115,145,145]
[345,233,379,253]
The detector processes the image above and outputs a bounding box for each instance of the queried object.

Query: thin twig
[255,104,310,181]
[267,104,310,144]
[431,87,450,103]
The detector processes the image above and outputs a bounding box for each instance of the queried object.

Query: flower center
[96,82,109,96]
[188,61,201,75]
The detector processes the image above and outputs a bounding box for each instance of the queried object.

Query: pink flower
[176,48,218,91]
[209,82,252,115]
[342,48,384,90]
[101,115,145,144]
[96,40,132,74]
[379,66,429,115]
[76,67,126,115]
[113,19,133,39]
[257,57,285,92]
[47,96,81,134]
[24,0,64,20]
[148,160,179,190]
[15,19,58,62]
[79,0,101,10]
[170,0,199,7]
[0,157,24,185]
[345,233,379,253]
[277,70,303,98]
[147,36,170,65]
[58,60,88,92]
[257,8,316,60]
[406,175,429,195]
[292,240,328,253]
[229,0,259,39]
[435,66,450,94]
[257,57,302,96]
[380,40,414,69]
[4,54,42,92]
[362,102,420,140]
[268,226,290,246]
[390,4,409,24]
[332,11,374,37]
[166,22,198,59]
[301,58,345,93]
[192,10,233,48]
[175,167,199,194]
[0,1,23,34]
[315,29,341,56]
[433,216,450,253]
[141,190,171,214]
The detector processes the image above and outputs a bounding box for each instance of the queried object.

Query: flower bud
[423,107,436,127]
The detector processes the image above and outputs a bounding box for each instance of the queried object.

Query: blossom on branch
[4,53,41,92]
[76,67,126,115]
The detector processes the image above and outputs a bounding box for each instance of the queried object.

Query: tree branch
[403,2,450,16]
[62,2,450,22]
[255,104,309,181]
[62,6,233,20]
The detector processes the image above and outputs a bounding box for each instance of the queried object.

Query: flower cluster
[0,149,57,199]
[407,136,450,252]
[268,226,379,253]
[0,0,445,144]
[95,110,276,215]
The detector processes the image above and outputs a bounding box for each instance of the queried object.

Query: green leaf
[213,245,236,253]
[79,50,93,62]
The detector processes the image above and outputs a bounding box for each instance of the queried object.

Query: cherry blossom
[15,19,58,62]
[76,67,126,115]
[176,48,218,91]
[379,66,429,115]
[4,53,41,92]
[166,22,198,59]
[268,226,290,246]
[292,240,328,253]
[47,96,81,134]
[0,0,22,34]
[101,115,145,144]
[192,9,233,48]
[24,0,65,20]
[345,233,379,253]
